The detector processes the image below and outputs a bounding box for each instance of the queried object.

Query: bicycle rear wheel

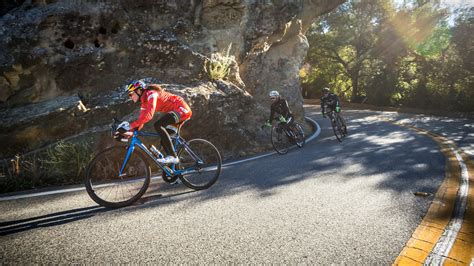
[85,146,150,208]
[271,124,291,154]
[177,139,222,190]
[291,123,305,148]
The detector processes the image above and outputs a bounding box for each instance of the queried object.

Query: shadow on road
[0,188,196,236]
[0,206,107,236]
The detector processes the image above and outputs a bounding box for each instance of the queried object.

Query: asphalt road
[2,105,471,264]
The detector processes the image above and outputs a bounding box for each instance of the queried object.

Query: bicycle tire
[292,123,305,148]
[85,146,151,208]
[271,124,291,154]
[331,116,344,142]
[177,139,222,190]
[335,113,346,137]
[337,114,348,135]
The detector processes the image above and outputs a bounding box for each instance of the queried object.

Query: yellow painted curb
[447,153,474,264]
[392,124,474,265]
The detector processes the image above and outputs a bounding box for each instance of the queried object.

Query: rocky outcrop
[0,0,344,159]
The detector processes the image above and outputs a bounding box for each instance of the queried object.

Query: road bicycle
[270,116,305,155]
[84,119,222,208]
[325,109,347,142]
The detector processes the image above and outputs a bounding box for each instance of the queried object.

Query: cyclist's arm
[269,103,276,122]
[130,92,158,130]
[320,97,326,114]
[282,99,291,118]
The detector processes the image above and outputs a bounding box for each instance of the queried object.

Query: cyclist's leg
[153,112,180,157]
[285,115,296,137]
[328,109,335,121]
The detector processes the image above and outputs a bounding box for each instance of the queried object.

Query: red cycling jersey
[130,88,192,130]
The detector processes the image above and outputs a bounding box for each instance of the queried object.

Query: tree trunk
[350,75,359,102]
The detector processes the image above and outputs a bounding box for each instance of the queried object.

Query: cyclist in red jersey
[125,80,192,164]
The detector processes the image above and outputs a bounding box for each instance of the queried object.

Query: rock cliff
[0,0,344,159]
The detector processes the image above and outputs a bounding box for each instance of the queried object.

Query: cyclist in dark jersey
[264,90,294,127]
[320,87,341,117]
[321,87,347,134]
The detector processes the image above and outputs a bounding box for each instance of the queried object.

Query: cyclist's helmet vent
[269,90,279,97]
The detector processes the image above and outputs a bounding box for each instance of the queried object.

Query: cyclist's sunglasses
[128,92,135,97]
[270,97,277,100]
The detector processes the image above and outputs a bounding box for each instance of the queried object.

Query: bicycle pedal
[170,179,182,185]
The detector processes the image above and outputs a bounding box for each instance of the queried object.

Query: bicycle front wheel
[331,117,344,142]
[271,124,291,154]
[337,114,347,135]
[85,146,151,208]
[177,139,222,190]
[291,123,305,148]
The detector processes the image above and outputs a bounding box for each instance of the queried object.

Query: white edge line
[0,187,87,201]
[0,117,321,202]
[222,117,321,168]
[424,143,470,264]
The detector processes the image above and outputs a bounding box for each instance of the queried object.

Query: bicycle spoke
[271,125,291,154]
[177,139,221,190]
[85,146,150,208]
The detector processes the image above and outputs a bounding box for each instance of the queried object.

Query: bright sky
[393,0,473,25]
[394,0,474,8]
[440,0,474,8]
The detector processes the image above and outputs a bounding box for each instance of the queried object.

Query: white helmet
[116,121,131,132]
[268,90,279,97]
[113,121,131,142]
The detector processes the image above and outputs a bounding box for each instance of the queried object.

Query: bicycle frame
[119,131,203,178]
[274,118,297,139]
[275,123,291,138]
[326,111,336,121]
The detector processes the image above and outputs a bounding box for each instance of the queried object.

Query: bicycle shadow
[0,205,107,236]
[0,187,195,236]
[135,187,195,205]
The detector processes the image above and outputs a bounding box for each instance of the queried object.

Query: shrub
[204,43,235,81]
[0,153,46,193]
[43,140,93,183]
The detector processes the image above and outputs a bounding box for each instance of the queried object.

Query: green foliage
[204,43,235,81]
[415,21,451,57]
[305,0,386,102]
[303,0,473,113]
[43,140,93,182]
